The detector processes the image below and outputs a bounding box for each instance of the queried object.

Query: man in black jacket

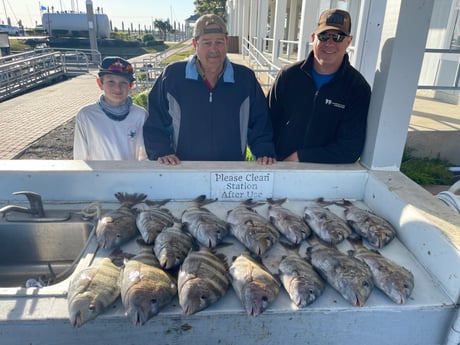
[267,8,371,163]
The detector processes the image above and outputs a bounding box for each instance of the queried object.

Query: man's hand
[256,156,276,165]
[158,154,181,165]
[283,152,299,162]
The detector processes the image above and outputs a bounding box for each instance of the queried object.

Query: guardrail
[0,48,100,101]
[241,38,280,92]
[0,51,65,101]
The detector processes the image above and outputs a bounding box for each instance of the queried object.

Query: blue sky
[4,0,196,28]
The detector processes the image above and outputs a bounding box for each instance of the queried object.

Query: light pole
[86,0,99,63]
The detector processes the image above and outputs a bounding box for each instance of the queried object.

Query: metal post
[86,0,99,63]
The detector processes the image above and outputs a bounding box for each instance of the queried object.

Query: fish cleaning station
[0,1,459,344]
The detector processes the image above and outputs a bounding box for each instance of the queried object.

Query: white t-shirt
[73,102,148,160]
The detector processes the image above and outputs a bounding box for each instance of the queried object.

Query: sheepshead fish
[182,195,230,248]
[229,253,280,316]
[68,249,129,328]
[267,198,311,245]
[96,192,147,249]
[227,199,280,256]
[341,200,397,248]
[178,247,229,315]
[121,241,177,326]
[262,242,324,308]
[153,222,194,270]
[134,199,175,244]
[304,204,352,245]
[348,237,414,304]
[306,238,374,307]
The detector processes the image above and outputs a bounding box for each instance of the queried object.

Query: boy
[73,56,148,160]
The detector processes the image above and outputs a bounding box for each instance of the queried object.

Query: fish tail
[115,192,148,207]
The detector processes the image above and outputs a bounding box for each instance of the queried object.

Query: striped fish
[153,222,194,270]
[178,247,229,315]
[68,249,128,328]
[121,241,177,326]
[227,199,280,256]
[348,237,414,304]
[229,253,280,316]
[304,204,352,245]
[306,238,374,307]
[262,242,325,308]
[341,200,397,248]
[96,192,147,249]
[267,198,311,245]
[182,195,230,248]
[134,199,175,244]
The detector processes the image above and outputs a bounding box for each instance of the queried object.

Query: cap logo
[107,60,133,74]
[326,13,345,26]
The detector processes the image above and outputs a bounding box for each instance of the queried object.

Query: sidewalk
[0,54,458,162]
[0,71,100,159]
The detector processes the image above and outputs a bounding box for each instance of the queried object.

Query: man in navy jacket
[268,9,371,164]
[144,14,276,165]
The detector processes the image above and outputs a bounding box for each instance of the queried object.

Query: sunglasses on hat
[316,32,348,43]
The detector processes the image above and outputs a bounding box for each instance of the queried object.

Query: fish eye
[262,296,268,302]
[151,298,157,304]
[201,295,207,300]
[363,281,370,288]
[89,304,96,311]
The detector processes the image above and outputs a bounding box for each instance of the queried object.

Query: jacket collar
[185,55,235,83]
[300,52,350,78]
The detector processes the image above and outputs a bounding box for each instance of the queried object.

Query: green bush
[401,148,453,185]
[132,91,149,110]
[143,34,155,43]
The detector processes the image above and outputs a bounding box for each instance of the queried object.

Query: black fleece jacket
[267,53,371,163]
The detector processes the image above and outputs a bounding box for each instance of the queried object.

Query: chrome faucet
[0,191,46,218]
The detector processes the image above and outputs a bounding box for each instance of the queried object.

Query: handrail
[241,37,280,91]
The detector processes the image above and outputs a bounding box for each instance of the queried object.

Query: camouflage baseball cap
[314,9,351,36]
[193,14,227,38]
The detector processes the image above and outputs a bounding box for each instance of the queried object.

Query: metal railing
[241,38,280,92]
[52,48,101,74]
[131,39,194,90]
[0,48,100,101]
[0,51,65,101]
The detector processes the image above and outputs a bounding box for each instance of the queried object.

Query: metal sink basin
[0,217,95,288]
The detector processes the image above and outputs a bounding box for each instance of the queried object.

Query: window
[451,8,460,49]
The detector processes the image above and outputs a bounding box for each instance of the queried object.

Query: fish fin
[266,197,287,206]
[109,248,135,267]
[135,237,153,249]
[215,253,230,271]
[242,199,265,208]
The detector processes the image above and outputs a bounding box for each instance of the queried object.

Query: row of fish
[67,193,413,328]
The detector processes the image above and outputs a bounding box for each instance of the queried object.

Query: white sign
[210,171,274,201]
